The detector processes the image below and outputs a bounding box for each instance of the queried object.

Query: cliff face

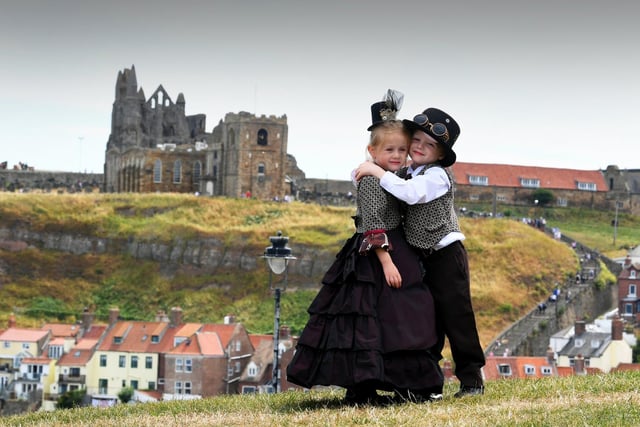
[0,227,336,286]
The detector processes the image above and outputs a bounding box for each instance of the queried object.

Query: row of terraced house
[0,307,300,412]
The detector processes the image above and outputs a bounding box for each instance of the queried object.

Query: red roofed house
[199,318,254,395]
[43,338,100,410]
[239,326,296,393]
[163,331,225,400]
[617,256,640,324]
[88,307,187,400]
[449,162,611,211]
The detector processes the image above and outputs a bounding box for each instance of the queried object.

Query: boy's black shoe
[454,384,484,398]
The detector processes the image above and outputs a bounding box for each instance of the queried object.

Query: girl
[286,91,443,404]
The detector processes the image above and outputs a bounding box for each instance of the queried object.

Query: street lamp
[263,231,295,393]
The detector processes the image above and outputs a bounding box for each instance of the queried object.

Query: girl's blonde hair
[365,120,410,159]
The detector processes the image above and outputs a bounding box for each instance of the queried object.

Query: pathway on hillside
[484,234,602,357]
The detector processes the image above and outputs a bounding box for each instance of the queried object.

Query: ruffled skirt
[286,228,442,391]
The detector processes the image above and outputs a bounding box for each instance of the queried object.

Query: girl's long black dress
[286,176,443,393]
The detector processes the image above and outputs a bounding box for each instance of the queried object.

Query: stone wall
[0,170,103,193]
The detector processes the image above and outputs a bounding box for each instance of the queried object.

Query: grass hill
[1,192,639,351]
[2,370,639,426]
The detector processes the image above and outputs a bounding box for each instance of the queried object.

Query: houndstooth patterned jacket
[402,165,460,250]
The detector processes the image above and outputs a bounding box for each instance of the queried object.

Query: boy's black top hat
[403,107,460,167]
[368,89,403,131]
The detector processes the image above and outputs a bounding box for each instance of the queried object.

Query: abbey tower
[104,65,302,199]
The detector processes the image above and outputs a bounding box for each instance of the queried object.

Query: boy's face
[409,131,445,166]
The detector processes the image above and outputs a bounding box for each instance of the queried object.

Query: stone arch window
[173,160,182,184]
[257,129,268,146]
[153,160,162,183]
[257,163,266,183]
[193,161,202,182]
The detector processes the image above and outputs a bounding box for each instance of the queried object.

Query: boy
[355,107,485,397]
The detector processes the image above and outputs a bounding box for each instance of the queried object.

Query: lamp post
[263,231,295,393]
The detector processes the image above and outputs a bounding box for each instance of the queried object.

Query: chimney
[546,347,555,365]
[223,314,236,325]
[155,310,169,322]
[624,256,631,267]
[170,307,183,327]
[573,354,585,375]
[81,308,93,332]
[8,312,16,328]
[611,316,623,341]
[108,307,120,325]
[574,319,586,336]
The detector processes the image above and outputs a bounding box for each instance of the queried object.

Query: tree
[531,189,554,206]
[118,386,134,403]
[56,389,86,409]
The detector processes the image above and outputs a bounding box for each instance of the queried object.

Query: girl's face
[409,131,445,166]
[367,131,408,172]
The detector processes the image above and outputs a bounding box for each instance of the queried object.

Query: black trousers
[419,241,485,387]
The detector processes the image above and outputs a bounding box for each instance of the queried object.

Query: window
[146,356,153,369]
[131,380,139,390]
[556,198,568,207]
[575,338,585,347]
[176,358,183,372]
[520,178,540,188]
[257,129,268,146]
[248,363,257,377]
[629,284,637,297]
[148,381,156,390]
[185,358,192,373]
[235,340,242,352]
[541,366,552,376]
[173,160,182,184]
[257,163,266,182]
[524,365,535,375]
[498,364,512,376]
[235,361,241,373]
[119,355,126,368]
[175,381,183,394]
[3,341,9,348]
[193,161,202,182]
[591,340,601,348]
[576,181,596,191]
[626,303,633,314]
[242,386,257,394]
[70,367,80,377]
[151,335,159,343]
[153,160,162,183]
[131,356,138,369]
[630,271,636,279]
[98,379,108,394]
[114,336,122,344]
[100,355,107,367]
[184,381,192,394]
[22,343,30,350]
[468,175,489,186]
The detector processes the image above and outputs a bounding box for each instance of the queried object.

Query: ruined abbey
[104,66,308,200]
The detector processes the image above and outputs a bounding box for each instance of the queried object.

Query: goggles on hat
[412,114,450,142]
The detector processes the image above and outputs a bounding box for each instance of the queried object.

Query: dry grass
[2,372,639,426]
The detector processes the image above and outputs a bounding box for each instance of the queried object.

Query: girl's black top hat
[368,89,404,131]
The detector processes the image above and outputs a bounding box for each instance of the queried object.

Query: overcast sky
[1,0,638,180]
